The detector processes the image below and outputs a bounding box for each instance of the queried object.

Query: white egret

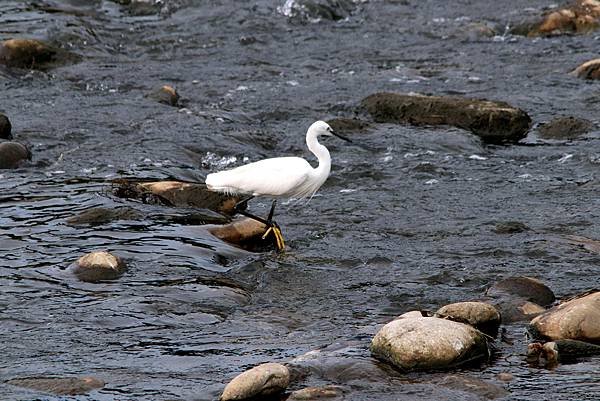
[205,120,351,251]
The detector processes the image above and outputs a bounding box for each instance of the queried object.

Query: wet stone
[0,114,11,139]
[360,92,531,144]
[208,217,275,251]
[280,0,359,22]
[486,276,555,307]
[537,116,593,140]
[66,207,142,226]
[6,376,104,395]
[370,316,489,371]
[0,142,32,169]
[220,362,289,401]
[436,375,509,400]
[71,251,126,282]
[528,339,600,367]
[435,302,501,336]
[0,38,77,69]
[147,85,180,106]
[493,221,529,234]
[512,0,600,37]
[288,385,344,400]
[572,58,600,79]
[326,118,370,135]
[529,291,600,344]
[112,179,240,215]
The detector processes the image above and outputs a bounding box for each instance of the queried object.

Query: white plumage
[206,120,348,199]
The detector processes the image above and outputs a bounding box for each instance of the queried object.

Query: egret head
[310,120,352,142]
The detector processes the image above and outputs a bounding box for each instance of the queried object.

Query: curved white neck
[306,129,331,177]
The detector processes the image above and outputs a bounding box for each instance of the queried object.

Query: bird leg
[233,198,285,251]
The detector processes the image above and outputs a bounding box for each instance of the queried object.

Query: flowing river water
[1,0,600,400]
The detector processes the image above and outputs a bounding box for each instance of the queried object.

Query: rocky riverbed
[2,0,600,400]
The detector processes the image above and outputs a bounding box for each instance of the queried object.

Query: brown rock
[361,92,531,143]
[572,58,600,79]
[514,0,600,36]
[220,363,289,401]
[538,116,593,140]
[436,302,501,336]
[529,291,600,343]
[0,38,57,69]
[112,179,240,215]
[370,316,489,371]
[208,217,267,244]
[72,251,126,282]
[326,118,370,135]
[496,372,514,382]
[147,85,180,106]
[6,376,104,395]
[0,142,31,169]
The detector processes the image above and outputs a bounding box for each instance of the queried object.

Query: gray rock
[288,385,344,400]
[435,302,501,336]
[66,207,142,226]
[0,38,78,69]
[538,116,593,140]
[360,92,531,144]
[437,374,509,399]
[529,291,600,343]
[370,316,489,371]
[486,276,555,306]
[220,362,289,401]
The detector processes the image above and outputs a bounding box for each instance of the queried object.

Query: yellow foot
[262,224,285,251]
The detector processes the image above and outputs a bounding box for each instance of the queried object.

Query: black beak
[331,129,352,143]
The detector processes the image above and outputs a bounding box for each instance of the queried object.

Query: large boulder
[485,276,554,323]
[370,316,489,371]
[435,302,501,336]
[361,92,531,143]
[529,291,600,344]
[220,363,289,401]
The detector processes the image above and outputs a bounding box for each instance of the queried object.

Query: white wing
[206,157,315,197]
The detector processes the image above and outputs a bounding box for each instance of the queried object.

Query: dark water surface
[2,0,600,400]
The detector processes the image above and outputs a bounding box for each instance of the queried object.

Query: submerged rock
[493,221,529,234]
[361,92,531,143]
[435,302,501,336]
[0,38,76,69]
[278,0,358,21]
[147,85,180,106]
[71,251,126,282]
[436,375,509,400]
[537,116,593,140]
[326,118,370,135]
[288,385,344,400]
[485,277,553,323]
[513,0,600,36]
[572,58,600,79]
[112,180,240,215]
[6,376,104,395]
[220,362,289,401]
[0,142,32,169]
[370,316,489,371]
[0,114,11,139]
[486,277,555,306]
[529,291,600,344]
[67,207,142,225]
